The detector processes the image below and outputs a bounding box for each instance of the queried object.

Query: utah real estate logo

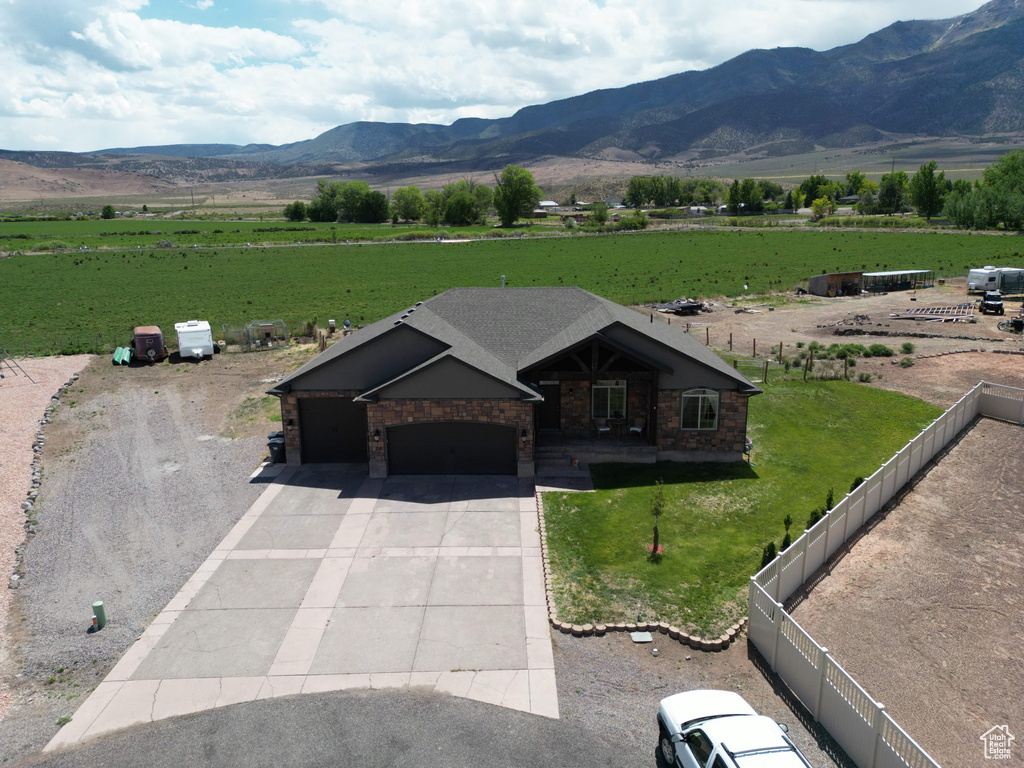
[980,725,1014,760]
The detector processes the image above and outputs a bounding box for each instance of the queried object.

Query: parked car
[657,690,812,768]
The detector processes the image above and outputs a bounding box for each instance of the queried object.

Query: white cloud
[0,0,990,151]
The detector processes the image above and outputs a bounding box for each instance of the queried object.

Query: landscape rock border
[535,489,747,651]
[9,372,79,591]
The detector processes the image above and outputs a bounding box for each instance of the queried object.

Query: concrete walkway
[47,466,557,751]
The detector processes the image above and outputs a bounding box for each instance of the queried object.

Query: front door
[537,383,561,430]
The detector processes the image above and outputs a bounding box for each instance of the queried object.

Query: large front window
[592,379,626,419]
[681,388,719,430]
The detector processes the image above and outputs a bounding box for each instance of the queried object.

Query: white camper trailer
[174,319,215,359]
[967,266,1024,292]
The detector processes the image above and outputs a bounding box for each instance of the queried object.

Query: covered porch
[524,335,664,472]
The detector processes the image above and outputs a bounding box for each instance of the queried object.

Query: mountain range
[5,0,1024,181]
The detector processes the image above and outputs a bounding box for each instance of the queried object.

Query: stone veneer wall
[278,390,364,465]
[558,377,653,437]
[366,399,535,466]
[559,380,591,436]
[655,390,748,453]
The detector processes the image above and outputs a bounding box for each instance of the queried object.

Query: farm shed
[267,287,760,477]
[863,269,933,293]
[807,272,863,297]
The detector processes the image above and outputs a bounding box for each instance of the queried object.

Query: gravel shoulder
[0,346,316,761]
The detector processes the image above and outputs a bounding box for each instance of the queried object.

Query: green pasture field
[0,219,503,251]
[541,380,943,634]
[1,228,1019,355]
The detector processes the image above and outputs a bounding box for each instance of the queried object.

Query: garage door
[387,422,517,475]
[298,398,368,463]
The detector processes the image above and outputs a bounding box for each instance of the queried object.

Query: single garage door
[387,422,517,475]
[298,398,368,463]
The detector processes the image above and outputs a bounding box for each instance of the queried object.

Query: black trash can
[268,437,286,464]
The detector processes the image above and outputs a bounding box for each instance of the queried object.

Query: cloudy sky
[1,0,987,152]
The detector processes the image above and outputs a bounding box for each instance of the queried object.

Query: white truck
[967,266,1024,293]
[174,319,215,360]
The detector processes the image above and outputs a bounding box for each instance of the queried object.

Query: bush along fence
[748,381,1024,768]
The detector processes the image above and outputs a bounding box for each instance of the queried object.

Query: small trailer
[131,326,168,363]
[174,319,215,359]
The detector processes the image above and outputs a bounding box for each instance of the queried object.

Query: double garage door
[387,422,517,475]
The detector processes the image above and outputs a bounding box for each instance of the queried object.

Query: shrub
[866,343,894,357]
[899,357,915,368]
[858,372,873,383]
[850,476,865,493]
[759,541,778,570]
[806,507,824,531]
[901,342,915,354]
[825,487,834,511]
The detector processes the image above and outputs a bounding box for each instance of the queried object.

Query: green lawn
[541,380,942,635]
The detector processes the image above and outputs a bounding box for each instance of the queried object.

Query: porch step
[534,444,658,467]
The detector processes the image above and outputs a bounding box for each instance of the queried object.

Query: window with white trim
[680,388,719,430]
[592,379,626,419]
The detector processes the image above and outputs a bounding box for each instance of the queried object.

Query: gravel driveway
[0,350,308,760]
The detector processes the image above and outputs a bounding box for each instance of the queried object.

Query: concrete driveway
[47,466,556,751]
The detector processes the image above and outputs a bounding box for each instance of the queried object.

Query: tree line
[283,164,542,228]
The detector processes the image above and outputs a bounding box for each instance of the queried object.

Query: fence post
[799,531,810,583]
[823,511,832,559]
[705,327,709,345]
[729,332,733,351]
[763,360,768,383]
[813,646,829,720]
[871,704,887,768]
[753,338,757,357]
[778,341,782,363]
[770,601,784,671]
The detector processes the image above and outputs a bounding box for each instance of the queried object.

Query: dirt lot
[654,285,1024,405]
[790,418,1024,767]
[0,344,318,760]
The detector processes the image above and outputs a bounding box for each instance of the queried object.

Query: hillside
[4,0,1023,196]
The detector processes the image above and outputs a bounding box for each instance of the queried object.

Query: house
[267,287,761,477]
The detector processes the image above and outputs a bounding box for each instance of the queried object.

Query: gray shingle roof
[270,287,759,396]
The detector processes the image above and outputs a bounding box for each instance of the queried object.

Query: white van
[174,319,215,359]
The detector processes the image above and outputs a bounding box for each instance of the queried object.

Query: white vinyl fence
[749,381,1024,768]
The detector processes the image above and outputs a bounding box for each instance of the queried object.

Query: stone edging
[10,371,80,590]
[535,489,747,651]
[912,348,1024,359]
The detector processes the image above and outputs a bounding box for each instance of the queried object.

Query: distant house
[538,200,559,208]
[267,287,761,477]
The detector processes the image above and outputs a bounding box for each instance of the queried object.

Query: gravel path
[0,353,281,760]
[0,356,90,720]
